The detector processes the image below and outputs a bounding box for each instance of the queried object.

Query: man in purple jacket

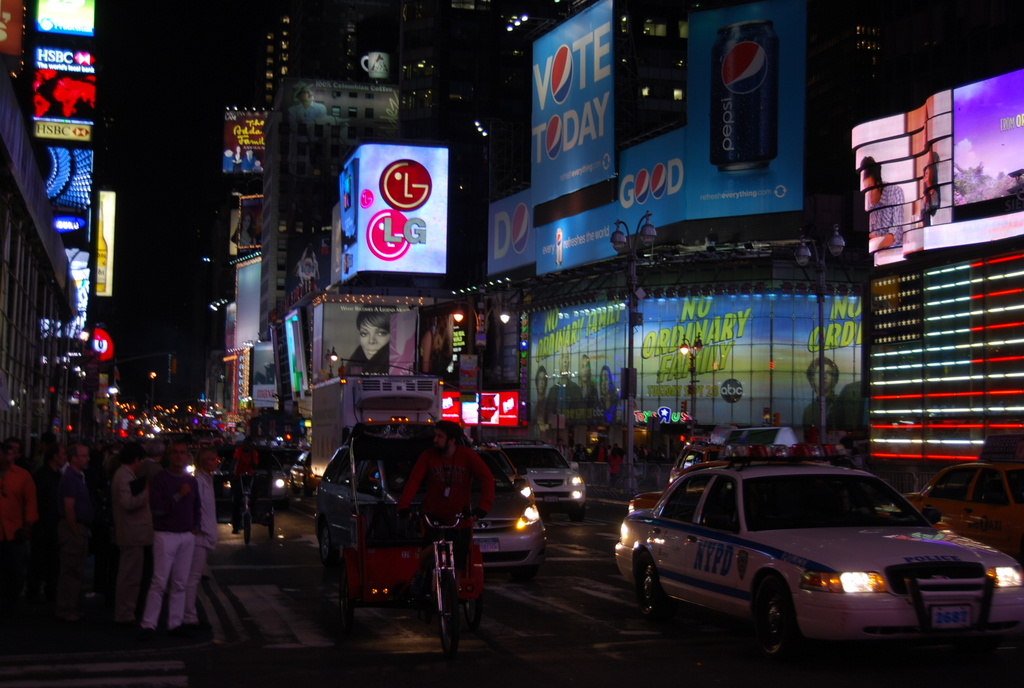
[138,440,199,640]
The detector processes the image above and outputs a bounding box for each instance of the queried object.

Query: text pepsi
[710,20,778,171]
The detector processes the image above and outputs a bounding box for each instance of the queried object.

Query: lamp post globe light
[326,346,339,377]
[610,211,656,494]
[794,224,844,441]
[678,336,703,436]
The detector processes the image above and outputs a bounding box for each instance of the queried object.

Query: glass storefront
[528,288,865,447]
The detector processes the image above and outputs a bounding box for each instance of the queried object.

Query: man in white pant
[183,447,219,630]
[138,441,199,640]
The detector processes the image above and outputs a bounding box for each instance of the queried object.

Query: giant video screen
[953,68,1024,219]
[529,292,864,434]
[32,48,96,135]
[853,65,1024,267]
[339,143,448,276]
[36,0,94,36]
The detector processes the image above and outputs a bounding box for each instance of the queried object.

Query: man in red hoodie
[398,421,494,590]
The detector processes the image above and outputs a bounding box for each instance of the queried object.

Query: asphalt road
[2,497,1023,687]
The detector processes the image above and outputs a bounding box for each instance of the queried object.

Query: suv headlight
[517,505,541,529]
[801,571,887,593]
[989,566,1023,588]
[570,475,583,486]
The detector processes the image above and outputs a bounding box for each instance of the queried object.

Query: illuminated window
[673,88,683,101]
[643,19,667,37]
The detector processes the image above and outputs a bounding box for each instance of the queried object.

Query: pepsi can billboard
[488,188,534,275]
[531,0,614,205]
[710,21,778,170]
[685,0,805,221]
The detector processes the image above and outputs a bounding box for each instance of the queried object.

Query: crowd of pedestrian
[0,434,220,641]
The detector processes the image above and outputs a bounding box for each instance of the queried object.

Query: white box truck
[309,375,443,487]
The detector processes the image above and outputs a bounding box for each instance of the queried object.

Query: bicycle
[235,472,274,545]
[420,513,468,658]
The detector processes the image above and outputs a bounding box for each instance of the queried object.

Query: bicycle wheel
[462,594,483,631]
[437,569,460,658]
[243,510,252,545]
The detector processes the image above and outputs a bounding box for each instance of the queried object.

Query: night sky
[90,2,271,405]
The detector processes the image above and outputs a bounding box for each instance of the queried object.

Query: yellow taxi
[906,459,1024,561]
[628,461,729,513]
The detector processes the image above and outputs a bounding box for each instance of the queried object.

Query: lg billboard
[338,143,449,277]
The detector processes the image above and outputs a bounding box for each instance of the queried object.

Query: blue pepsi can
[710,20,778,171]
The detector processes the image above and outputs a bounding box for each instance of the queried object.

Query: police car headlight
[570,475,583,486]
[801,571,887,593]
[516,505,541,529]
[988,566,1023,588]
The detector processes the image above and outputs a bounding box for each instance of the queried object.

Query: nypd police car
[615,459,1024,657]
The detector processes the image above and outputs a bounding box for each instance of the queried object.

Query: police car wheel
[753,575,802,658]
[635,554,675,621]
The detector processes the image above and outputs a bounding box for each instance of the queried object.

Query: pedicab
[330,424,484,658]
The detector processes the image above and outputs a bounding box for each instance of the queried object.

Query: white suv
[491,441,586,521]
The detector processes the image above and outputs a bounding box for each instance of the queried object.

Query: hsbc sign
[35,47,96,73]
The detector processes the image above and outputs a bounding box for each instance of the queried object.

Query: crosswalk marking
[0,660,188,687]
[198,573,248,644]
[230,584,333,648]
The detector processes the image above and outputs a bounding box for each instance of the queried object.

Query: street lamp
[108,385,119,435]
[611,211,657,494]
[794,224,845,441]
[149,371,157,411]
[678,336,703,435]
[326,346,339,377]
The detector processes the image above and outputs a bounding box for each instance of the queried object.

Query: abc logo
[720,379,744,404]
